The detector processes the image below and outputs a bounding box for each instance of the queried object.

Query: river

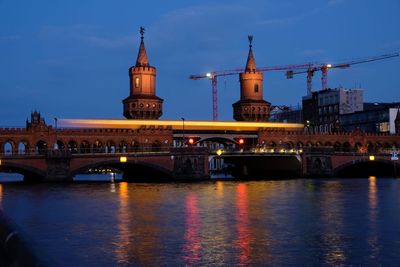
[0,174,399,266]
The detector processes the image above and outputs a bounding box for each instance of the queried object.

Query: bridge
[0,112,399,181]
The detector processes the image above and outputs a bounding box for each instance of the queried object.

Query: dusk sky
[1,0,399,126]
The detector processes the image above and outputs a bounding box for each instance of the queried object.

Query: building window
[135,77,140,88]
[254,83,259,93]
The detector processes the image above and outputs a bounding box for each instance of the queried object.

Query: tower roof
[245,35,257,72]
[135,27,149,67]
[395,108,400,122]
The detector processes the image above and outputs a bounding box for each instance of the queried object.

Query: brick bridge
[0,112,399,181]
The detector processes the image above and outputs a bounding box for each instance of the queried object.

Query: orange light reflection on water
[368,176,379,260]
[182,192,201,266]
[115,182,130,264]
[235,183,251,265]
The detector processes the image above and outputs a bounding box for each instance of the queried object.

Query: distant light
[238,138,244,145]
[0,159,2,166]
[206,73,212,78]
[216,149,223,156]
[369,155,375,161]
[326,64,332,68]
[120,156,127,163]
[188,138,194,145]
[299,149,303,153]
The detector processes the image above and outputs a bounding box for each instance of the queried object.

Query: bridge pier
[44,150,73,182]
[171,147,210,180]
[304,155,333,177]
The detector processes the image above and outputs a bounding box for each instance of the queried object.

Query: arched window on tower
[254,83,259,93]
[135,77,140,88]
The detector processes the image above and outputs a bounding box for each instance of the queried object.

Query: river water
[0,175,399,266]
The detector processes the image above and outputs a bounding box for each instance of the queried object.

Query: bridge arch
[0,162,46,182]
[334,159,399,177]
[3,140,15,155]
[17,140,29,154]
[70,159,173,181]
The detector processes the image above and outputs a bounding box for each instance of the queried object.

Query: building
[232,36,271,121]
[122,27,163,120]
[302,87,363,133]
[340,102,400,134]
[269,105,302,123]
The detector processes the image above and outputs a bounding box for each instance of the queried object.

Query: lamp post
[181,117,185,147]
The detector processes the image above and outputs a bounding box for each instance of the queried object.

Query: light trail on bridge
[58,119,304,132]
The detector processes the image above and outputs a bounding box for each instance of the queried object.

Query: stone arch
[105,141,116,153]
[118,140,128,153]
[305,141,313,147]
[375,142,383,153]
[296,142,304,149]
[152,140,162,152]
[383,142,391,152]
[285,142,294,149]
[334,159,399,177]
[17,140,29,154]
[3,140,15,155]
[70,159,173,180]
[36,140,47,154]
[342,142,351,152]
[68,140,78,154]
[325,142,332,147]
[334,141,341,152]
[367,142,375,153]
[0,161,46,182]
[131,140,140,152]
[56,140,65,150]
[315,141,322,147]
[93,140,103,153]
[354,142,363,152]
[80,140,91,154]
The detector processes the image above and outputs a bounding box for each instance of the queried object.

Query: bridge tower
[123,27,163,120]
[233,36,271,121]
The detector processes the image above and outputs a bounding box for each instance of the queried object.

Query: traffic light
[186,137,200,146]
[234,138,245,145]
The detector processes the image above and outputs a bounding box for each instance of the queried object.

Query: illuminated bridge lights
[58,119,304,132]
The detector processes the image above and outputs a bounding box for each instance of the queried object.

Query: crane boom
[190,52,399,120]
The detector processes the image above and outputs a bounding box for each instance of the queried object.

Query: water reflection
[320,181,347,265]
[368,176,379,260]
[115,182,130,265]
[181,192,201,266]
[235,183,251,265]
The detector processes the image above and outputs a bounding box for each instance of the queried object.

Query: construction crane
[286,52,399,96]
[189,63,312,121]
[190,52,399,121]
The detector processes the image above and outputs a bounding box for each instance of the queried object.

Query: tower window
[135,77,140,88]
[254,83,259,93]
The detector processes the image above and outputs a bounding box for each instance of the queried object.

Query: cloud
[38,24,134,48]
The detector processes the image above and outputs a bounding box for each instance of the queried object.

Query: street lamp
[181,117,185,147]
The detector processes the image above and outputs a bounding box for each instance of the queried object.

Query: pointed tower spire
[123,27,163,120]
[395,107,400,134]
[245,35,256,72]
[233,35,271,122]
[136,26,149,67]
